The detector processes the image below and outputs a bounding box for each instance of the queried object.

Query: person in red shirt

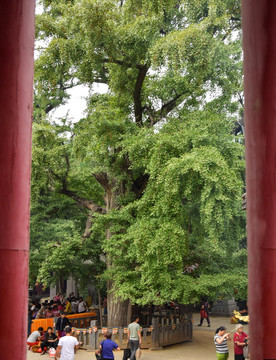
[233,324,249,360]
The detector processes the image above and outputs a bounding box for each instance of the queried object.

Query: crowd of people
[27,325,79,358]
[30,293,89,320]
[27,292,90,356]
[28,294,250,360]
[27,311,75,353]
[27,311,141,359]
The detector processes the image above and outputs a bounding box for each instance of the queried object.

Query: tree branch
[93,172,112,193]
[102,58,132,68]
[146,93,185,126]
[159,94,182,117]
[145,106,155,127]
[47,157,103,212]
[82,207,106,238]
[61,187,103,212]
[238,93,244,107]
[102,57,146,71]
[230,16,241,22]
[134,65,149,125]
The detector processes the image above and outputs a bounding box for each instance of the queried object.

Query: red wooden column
[243,1,276,359]
[0,1,35,359]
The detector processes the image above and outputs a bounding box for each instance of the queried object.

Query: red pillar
[0,1,35,359]
[243,1,276,358]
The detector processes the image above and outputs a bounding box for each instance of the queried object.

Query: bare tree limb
[134,65,149,125]
[158,93,182,118]
[61,187,103,212]
[145,93,186,126]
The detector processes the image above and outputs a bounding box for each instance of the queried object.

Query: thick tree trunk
[105,187,131,327]
[93,173,133,328]
[107,288,130,327]
[98,289,103,328]
[127,300,132,325]
[56,276,66,295]
[106,234,130,327]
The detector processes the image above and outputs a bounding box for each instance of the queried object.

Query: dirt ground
[27,314,249,360]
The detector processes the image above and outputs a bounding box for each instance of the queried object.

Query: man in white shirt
[55,326,79,360]
[77,297,87,313]
[27,327,44,348]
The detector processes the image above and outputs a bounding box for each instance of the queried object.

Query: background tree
[32,0,246,326]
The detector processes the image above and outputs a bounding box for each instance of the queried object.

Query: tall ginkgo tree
[32,0,246,327]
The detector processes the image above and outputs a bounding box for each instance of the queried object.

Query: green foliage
[30,121,105,290]
[32,0,247,306]
[101,110,246,304]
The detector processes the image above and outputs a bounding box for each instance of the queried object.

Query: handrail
[31,311,97,332]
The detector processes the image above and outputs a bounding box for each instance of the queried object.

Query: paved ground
[27,314,249,360]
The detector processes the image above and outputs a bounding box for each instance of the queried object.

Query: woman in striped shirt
[214,326,231,360]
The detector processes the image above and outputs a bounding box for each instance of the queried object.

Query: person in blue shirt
[99,331,120,360]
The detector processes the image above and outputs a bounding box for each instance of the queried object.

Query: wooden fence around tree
[70,316,193,351]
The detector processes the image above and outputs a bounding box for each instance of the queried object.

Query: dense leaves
[101,110,246,304]
[31,0,246,312]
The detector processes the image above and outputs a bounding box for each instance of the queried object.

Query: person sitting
[56,311,71,338]
[30,300,36,316]
[52,305,60,317]
[32,303,41,319]
[71,298,78,314]
[239,302,249,316]
[44,306,53,318]
[57,300,65,312]
[53,294,61,302]
[65,298,72,314]
[36,305,46,319]
[27,327,44,349]
[40,326,58,355]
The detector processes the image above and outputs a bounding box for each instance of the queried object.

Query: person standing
[198,299,210,327]
[77,297,87,313]
[233,324,249,360]
[214,326,231,360]
[56,312,71,338]
[55,326,79,360]
[70,298,78,314]
[128,315,141,360]
[99,331,120,360]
